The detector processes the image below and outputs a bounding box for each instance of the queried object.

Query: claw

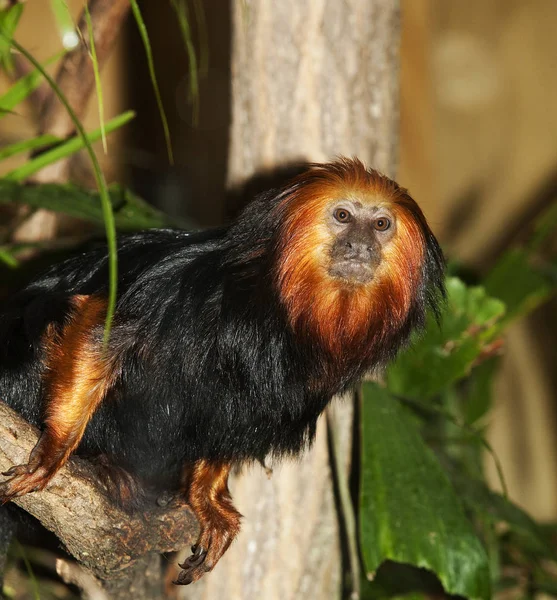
[173,571,194,586]
[2,464,32,478]
[178,544,207,569]
[175,540,212,585]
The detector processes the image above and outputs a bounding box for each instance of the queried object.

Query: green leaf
[360,383,491,600]
[452,474,557,561]
[461,357,499,425]
[0,247,18,268]
[0,3,23,72]
[0,179,179,231]
[386,277,506,400]
[170,0,199,124]
[84,3,107,152]
[0,132,58,161]
[484,248,556,326]
[193,0,209,77]
[0,51,63,117]
[3,110,135,181]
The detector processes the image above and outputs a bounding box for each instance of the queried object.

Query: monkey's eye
[373,217,391,231]
[333,208,352,223]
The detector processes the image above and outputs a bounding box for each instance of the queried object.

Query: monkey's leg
[0,296,115,501]
[175,460,241,585]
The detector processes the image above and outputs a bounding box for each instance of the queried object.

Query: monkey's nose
[344,240,374,261]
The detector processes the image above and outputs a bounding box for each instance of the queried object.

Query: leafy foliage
[360,383,491,600]
[358,207,557,599]
[0,179,177,231]
[386,278,505,400]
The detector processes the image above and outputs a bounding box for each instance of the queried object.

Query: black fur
[0,183,445,502]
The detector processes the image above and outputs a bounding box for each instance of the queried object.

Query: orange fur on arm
[42,294,118,468]
[1,295,118,499]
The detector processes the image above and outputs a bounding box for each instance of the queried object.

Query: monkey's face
[273,159,444,351]
[326,200,396,285]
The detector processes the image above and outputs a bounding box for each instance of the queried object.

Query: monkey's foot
[174,526,236,585]
[0,463,55,502]
[0,454,57,501]
[0,435,59,502]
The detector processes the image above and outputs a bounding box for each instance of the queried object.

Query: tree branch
[0,401,197,586]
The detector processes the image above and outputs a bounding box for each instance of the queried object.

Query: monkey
[0,158,445,585]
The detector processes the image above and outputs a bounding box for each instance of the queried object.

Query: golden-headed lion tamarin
[0,158,445,584]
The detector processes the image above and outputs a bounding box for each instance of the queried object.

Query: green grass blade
[0,51,63,117]
[84,3,107,153]
[7,37,118,345]
[170,0,199,124]
[0,247,18,268]
[3,110,135,181]
[49,0,79,49]
[4,111,135,181]
[193,0,209,77]
[0,132,58,161]
[0,3,23,73]
[130,0,174,164]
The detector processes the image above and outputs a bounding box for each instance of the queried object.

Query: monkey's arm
[0,294,116,500]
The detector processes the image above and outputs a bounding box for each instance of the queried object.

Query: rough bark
[182,2,401,599]
[0,401,197,598]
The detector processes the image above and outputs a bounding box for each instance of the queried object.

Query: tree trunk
[182,2,401,599]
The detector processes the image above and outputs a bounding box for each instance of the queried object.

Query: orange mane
[273,158,430,363]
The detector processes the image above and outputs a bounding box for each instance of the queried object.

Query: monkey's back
[0,228,328,496]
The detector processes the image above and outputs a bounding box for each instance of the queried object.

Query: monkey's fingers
[175,544,209,585]
[0,463,54,502]
[179,544,207,569]
[174,525,236,585]
[2,464,34,478]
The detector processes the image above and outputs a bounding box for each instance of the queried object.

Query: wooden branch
[0,401,197,582]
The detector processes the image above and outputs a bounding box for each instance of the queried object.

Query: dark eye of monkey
[333,208,352,223]
[373,217,391,231]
